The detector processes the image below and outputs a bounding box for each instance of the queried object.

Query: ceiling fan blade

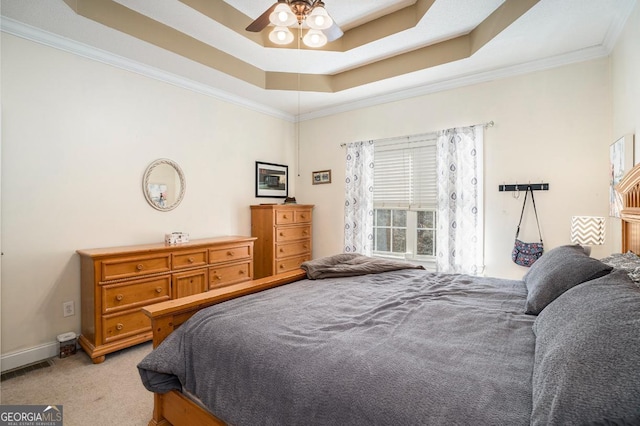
[246,2,279,32]
[323,22,343,42]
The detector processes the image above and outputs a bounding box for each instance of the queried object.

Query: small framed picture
[610,134,634,217]
[256,161,288,198]
[312,170,332,185]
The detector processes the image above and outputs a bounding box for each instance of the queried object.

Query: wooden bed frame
[141,268,307,426]
[616,162,640,253]
[140,162,640,426]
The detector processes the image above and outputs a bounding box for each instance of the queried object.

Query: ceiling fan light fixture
[248,1,340,48]
[303,29,327,48]
[306,6,332,30]
[269,3,297,27]
[269,26,294,45]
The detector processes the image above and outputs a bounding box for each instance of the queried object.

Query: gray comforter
[138,269,535,425]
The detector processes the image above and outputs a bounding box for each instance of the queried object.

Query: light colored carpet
[0,342,154,426]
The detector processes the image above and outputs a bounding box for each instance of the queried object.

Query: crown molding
[0,17,294,122]
[300,44,611,121]
[0,10,628,124]
[602,0,637,52]
[302,0,638,121]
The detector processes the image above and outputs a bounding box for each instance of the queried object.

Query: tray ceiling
[1,0,636,120]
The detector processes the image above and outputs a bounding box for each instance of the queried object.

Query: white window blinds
[373,135,437,209]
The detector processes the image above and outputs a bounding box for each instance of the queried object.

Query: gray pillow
[531,270,640,425]
[523,244,612,314]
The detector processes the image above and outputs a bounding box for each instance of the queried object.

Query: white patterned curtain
[436,126,484,274]
[344,141,375,255]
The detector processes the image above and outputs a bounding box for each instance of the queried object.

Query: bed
[137,167,640,426]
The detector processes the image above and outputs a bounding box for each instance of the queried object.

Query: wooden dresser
[76,235,255,363]
[251,204,313,278]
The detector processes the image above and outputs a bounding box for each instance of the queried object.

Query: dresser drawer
[275,225,311,243]
[275,254,310,274]
[101,254,171,281]
[101,276,171,314]
[209,244,252,264]
[172,249,208,270]
[275,210,295,225]
[172,268,207,299]
[209,261,252,289]
[103,310,151,343]
[276,240,311,259]
[294,209,312,224]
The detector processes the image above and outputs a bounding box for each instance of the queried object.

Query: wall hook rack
[498,183,549,192]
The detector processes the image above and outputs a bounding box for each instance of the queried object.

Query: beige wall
[613,3,640,144]
[2,2,639,368]
[611,2,640,248]
[0,34,296,366]
[297,57,614,280]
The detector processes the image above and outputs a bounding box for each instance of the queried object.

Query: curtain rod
[339,120,494,148]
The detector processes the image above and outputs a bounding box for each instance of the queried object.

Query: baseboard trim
[1,341,59,372]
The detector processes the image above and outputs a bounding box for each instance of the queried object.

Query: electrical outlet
[63,301,75,317]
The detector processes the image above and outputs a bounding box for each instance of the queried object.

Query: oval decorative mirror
[142,158,186,211]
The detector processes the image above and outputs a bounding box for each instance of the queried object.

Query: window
[372,136,437,262]
[374,209,406,254]
[374,209,436,256]
[416,210,436,255]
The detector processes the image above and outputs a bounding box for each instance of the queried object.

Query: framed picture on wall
[256,161,288,198]
[610,134,634,217]
[312,170,332,185]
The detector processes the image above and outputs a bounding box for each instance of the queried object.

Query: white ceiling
[1,0,636,120]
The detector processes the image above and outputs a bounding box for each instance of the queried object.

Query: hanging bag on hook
[511,187,544,267]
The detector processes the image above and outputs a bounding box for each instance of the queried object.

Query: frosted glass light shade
[307,6,333,30]
[269,3,296,27]
[303,29,327,48]
[269,26,294,45]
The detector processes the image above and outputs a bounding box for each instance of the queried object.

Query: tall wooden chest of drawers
[77,236,255,363]
[251,204,313,279]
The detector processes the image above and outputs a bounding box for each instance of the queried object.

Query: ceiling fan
[246,0,343,48]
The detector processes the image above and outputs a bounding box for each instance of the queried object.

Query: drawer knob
[116,323,124,331]
[136,264,144,271]
[303,245,308,249]
[300,214,306,219]
[279,248,284,252]
[280,232,284,236]
[227,251,234,256]
[283,214,288,219]
[279,264,285,269]
[155,287,163,293]
[239,270,245,275]
[115,294,124,301]
[303,230,308,235]
[188,257,195,263]
[214,275,222,280]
